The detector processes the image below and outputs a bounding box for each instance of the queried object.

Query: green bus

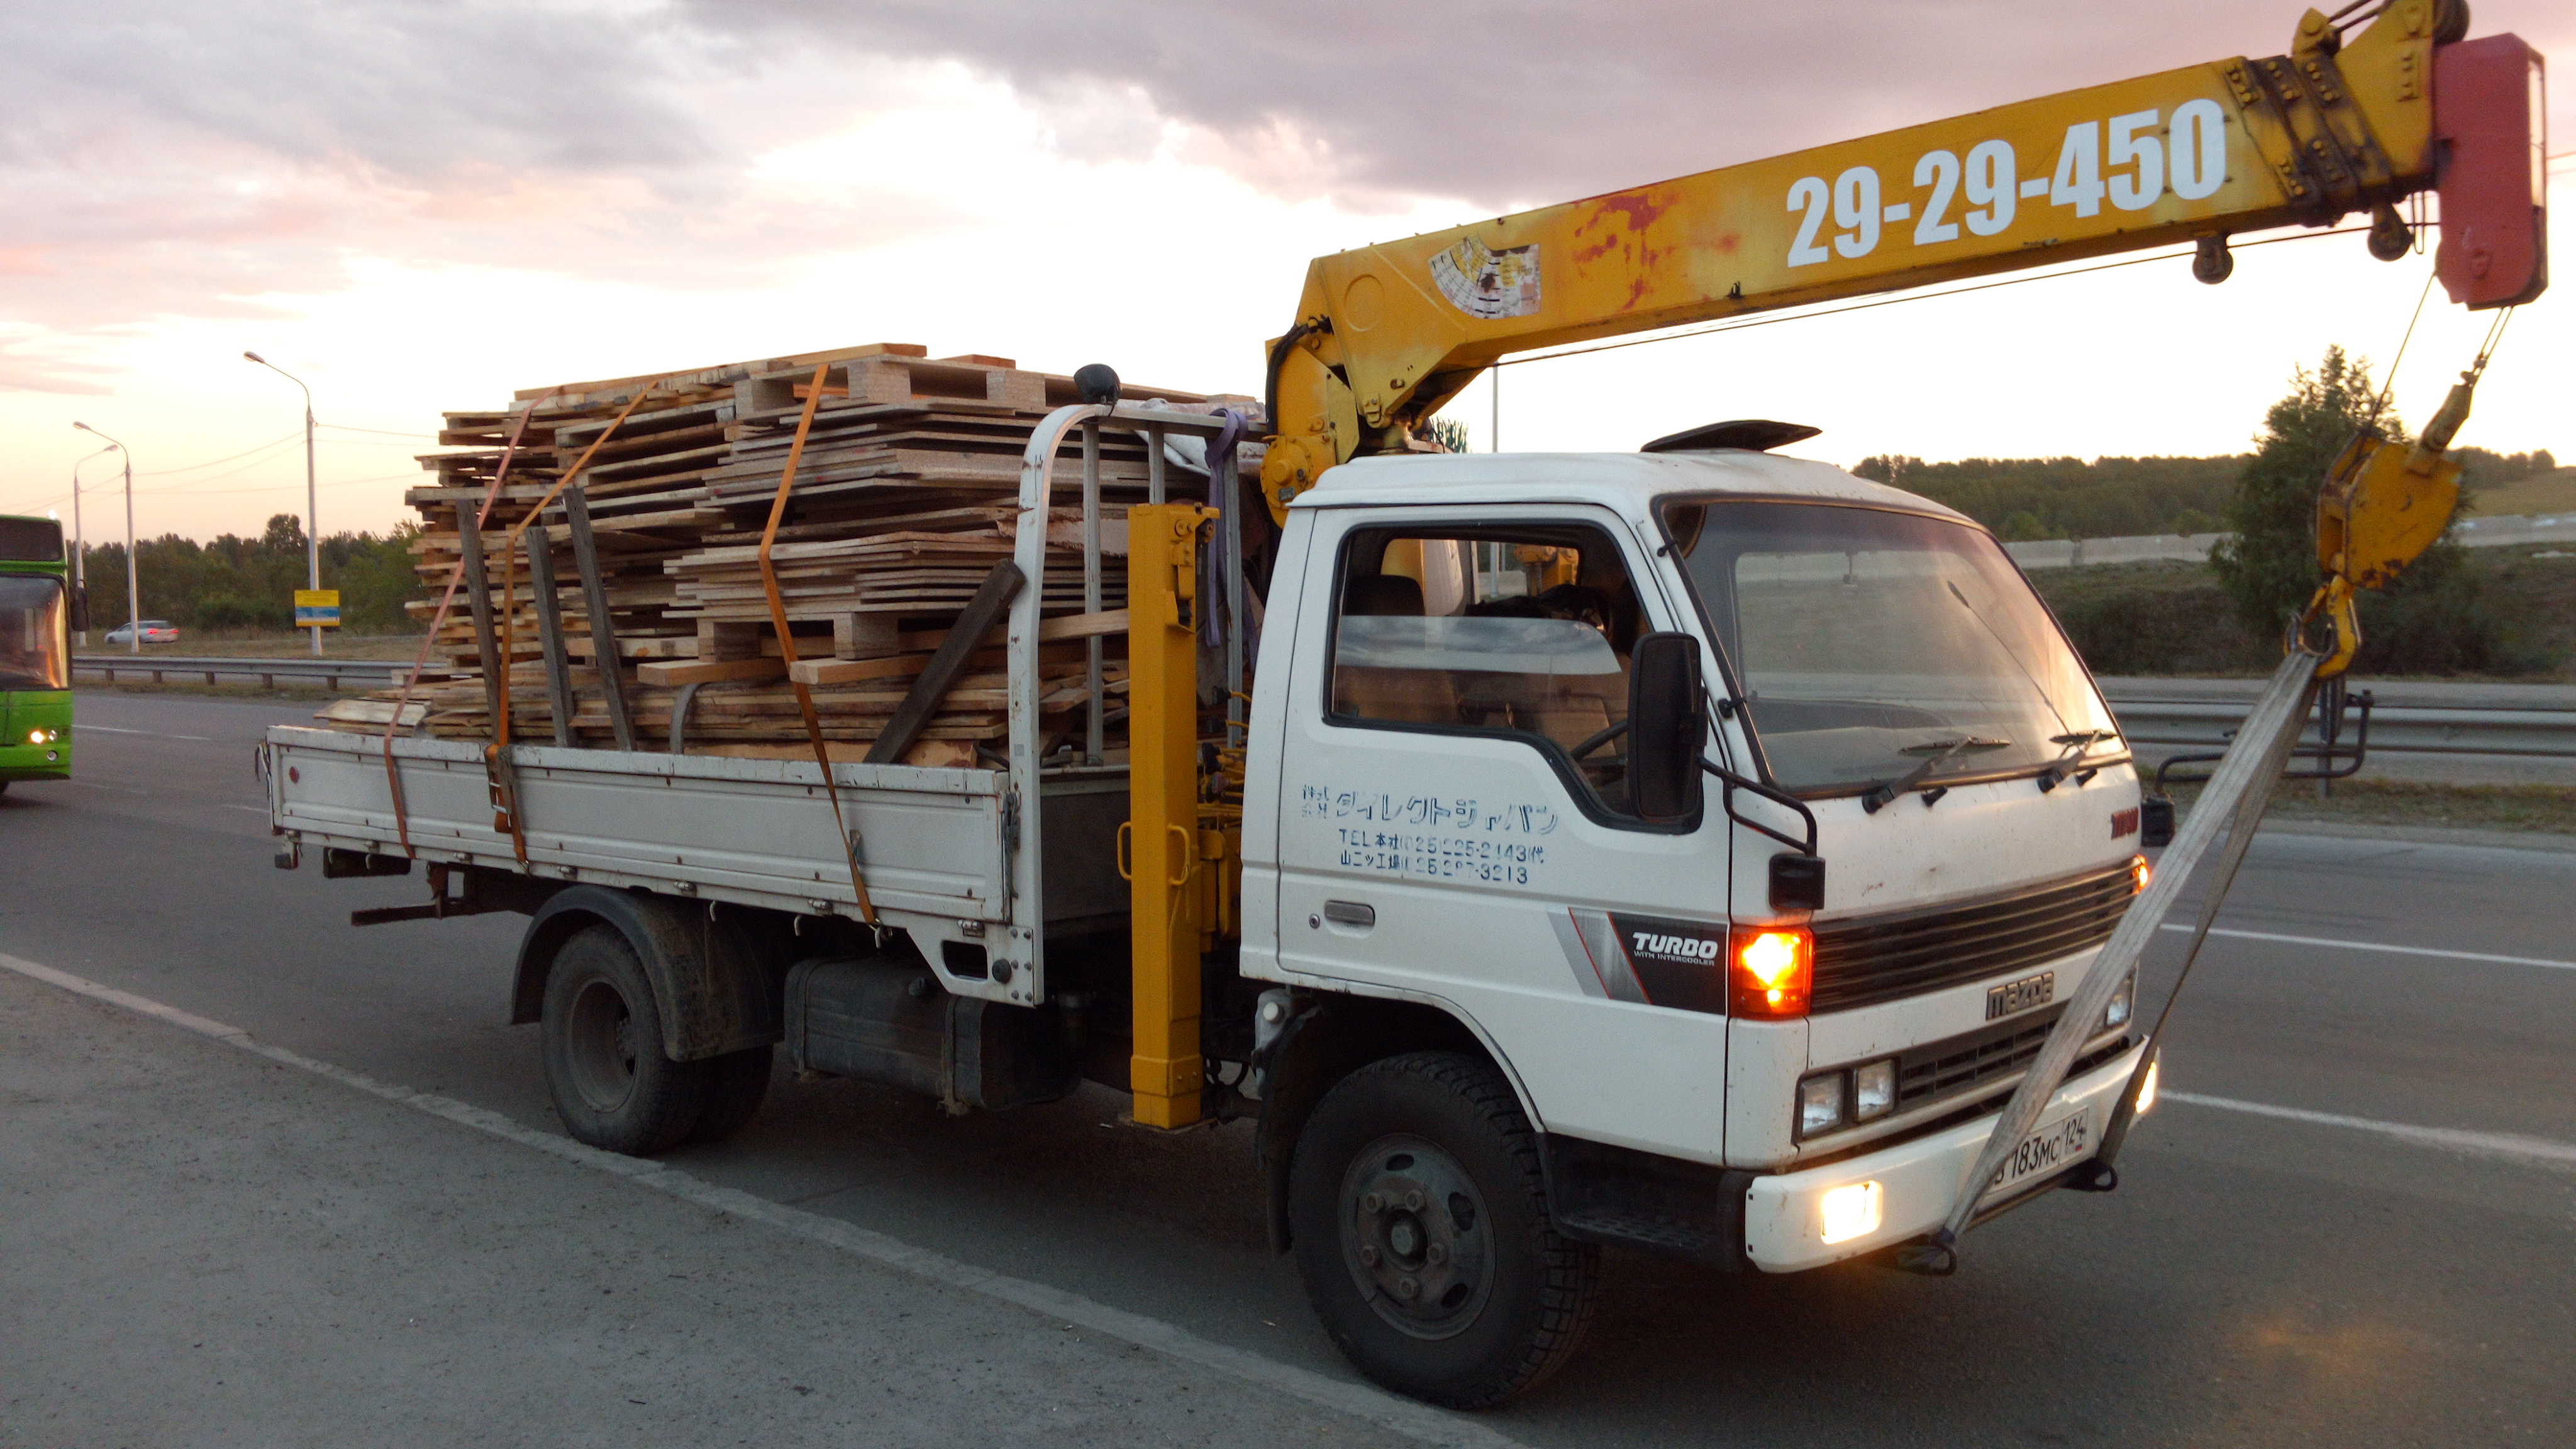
[1,514,82,794]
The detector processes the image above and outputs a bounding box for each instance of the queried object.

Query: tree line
[74,514,420,635]
[2036,347,2562,677]
[1855,443,2557,541]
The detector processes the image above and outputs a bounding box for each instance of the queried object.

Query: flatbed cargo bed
[264,726,1131,985]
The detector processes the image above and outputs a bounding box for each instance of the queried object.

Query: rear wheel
[1288,1051,1599,1407]
[540,925,708,1155]
[685,1046,774,1144]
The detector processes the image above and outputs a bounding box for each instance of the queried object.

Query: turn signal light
[2131,854,2151,894]
[1729,926,1813,1018]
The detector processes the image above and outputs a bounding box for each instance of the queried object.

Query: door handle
[1322,899,1375,928]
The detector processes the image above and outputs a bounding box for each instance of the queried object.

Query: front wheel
[1288,1051,1599,1407]
[540,925,709,1155]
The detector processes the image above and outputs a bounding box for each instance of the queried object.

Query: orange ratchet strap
[482,380,674,862]
[760,363,879,925]
[380,392,558,858]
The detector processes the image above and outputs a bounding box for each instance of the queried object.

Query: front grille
[1811,862,2136,1013]
[1895,1005,2128,1110]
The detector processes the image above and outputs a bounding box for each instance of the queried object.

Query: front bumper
[1741,1040,2148,1272]
[0,741,71,780]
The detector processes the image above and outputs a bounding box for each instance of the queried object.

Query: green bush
[2209,347,2394,640]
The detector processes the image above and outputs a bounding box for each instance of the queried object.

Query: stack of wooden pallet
[333,342,1251,765]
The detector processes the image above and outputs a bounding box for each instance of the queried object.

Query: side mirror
[1628,631,1706,824]
[68,584,89,633]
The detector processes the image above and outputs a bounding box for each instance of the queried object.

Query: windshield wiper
[1862,736,2011,813]
[2037,728,2123,792]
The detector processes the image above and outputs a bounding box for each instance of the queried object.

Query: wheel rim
[565,976,640,1113]
[1337,1133,1495,1340]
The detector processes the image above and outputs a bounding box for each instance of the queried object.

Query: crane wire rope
[2367,267,2438,427]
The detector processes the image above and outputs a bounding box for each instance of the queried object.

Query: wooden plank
[637,657,789,686]
[563,486,636,751]
[453,506,507,738]
[786,639,1087,687]
[525,523,577,747]
[865,562,1022,765]
[1038,608,1129,642]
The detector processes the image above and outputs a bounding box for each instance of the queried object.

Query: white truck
[268,2,2548,1402]
[268,413,2153,1406]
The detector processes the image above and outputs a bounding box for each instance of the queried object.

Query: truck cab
[1238,446,2151,1383]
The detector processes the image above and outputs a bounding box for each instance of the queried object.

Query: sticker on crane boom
[1431,238,1542,319]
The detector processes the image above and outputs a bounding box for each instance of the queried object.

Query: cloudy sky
[4,0,2570,542]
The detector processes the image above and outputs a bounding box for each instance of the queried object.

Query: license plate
[1987,1107,2095,1196]
[1985,970,2055,1020]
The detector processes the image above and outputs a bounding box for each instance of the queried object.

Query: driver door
[1271,504,1735,1160]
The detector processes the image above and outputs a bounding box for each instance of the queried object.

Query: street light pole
[70,441,118,645]
[245,352,323,656]
[72,422,139,654]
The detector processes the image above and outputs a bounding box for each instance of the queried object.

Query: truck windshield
[1658,499,2119,795]
[0,575,69,691]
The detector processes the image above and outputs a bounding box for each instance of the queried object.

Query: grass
[2031,545,2576,681]
[2462,468,2576,519]
[2166,775,2576,836]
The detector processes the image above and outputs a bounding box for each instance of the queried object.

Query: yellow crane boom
[1260,0,2545,532]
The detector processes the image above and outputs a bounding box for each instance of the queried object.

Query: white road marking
[2157,922,2576,972]
[76,725,211,740]
[0,950,1523,1449]
[2165,1091,2576,1170]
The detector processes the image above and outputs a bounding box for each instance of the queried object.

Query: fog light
[1853,1059,1897,1120]
[2104,971,2135,1030]
[2134,1057,2160,1115]
[1797,1072,1846,1137]
[1819,1181,1883,1245]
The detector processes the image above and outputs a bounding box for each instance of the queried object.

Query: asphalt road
[6,691,2573,1447]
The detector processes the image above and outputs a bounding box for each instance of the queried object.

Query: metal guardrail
[74,653,409,692]
[2099,686,2576,759]
[69,655,2575,758]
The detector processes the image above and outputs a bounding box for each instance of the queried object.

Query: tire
[540,925,709,1155]
[684,1045,774,1145]
[1288,1051,1600,1408]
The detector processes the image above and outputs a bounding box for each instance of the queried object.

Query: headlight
[1797,1072,1846,1136]
[1853,1059,1897,1120]
[2104,970,2136,1030]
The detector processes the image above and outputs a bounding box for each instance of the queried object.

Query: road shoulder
[0,965,1430,1449]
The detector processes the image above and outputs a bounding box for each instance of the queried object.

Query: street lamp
[245,350,323,657]
[70,421,140,655]
[70,441,119,645]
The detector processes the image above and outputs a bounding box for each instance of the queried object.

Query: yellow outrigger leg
[1126,504,1218,1130]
